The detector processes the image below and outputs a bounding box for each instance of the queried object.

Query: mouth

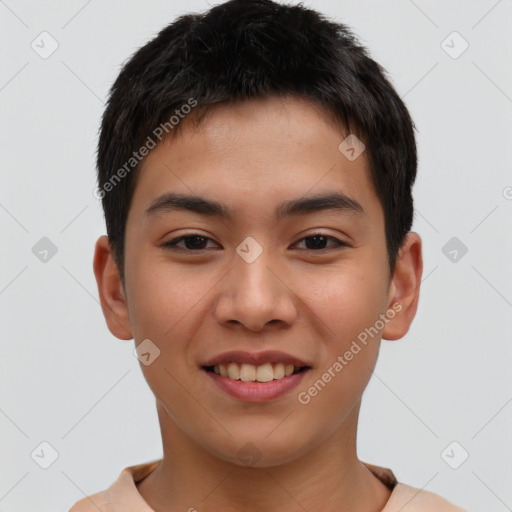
[200,350,312,402]
[203,362,310,383]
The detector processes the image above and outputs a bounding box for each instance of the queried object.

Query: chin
[203,430,315,469]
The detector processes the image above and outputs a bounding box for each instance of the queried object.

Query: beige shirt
[69,459,467,511]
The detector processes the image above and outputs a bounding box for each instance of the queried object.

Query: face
[95,95,420,467]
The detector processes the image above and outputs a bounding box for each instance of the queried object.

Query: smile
[201,350,312,402]
[205,362,307,382]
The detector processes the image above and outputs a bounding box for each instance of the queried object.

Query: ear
[382,232,423,341]
[93,235,133,340]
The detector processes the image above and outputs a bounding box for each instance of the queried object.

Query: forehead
[128,96,381,226]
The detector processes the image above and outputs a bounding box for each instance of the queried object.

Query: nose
[213,247,298,332]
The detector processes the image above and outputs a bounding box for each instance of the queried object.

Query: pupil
[186,236,207,249]
[306,235,327,250]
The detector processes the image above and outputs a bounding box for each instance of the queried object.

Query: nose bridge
[215,237,297,330]
[233,240,280,306]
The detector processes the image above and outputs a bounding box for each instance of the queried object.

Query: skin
[94,95,423,512]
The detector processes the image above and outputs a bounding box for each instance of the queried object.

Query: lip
[201,350,310,367]
[203,367,310,402]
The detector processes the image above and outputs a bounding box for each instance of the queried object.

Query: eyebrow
[144,191,365,221]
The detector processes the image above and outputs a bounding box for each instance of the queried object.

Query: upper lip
[201,350,311,368]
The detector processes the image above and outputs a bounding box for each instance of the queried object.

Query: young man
[71,0,467,510]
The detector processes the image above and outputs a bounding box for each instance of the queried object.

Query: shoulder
[363,461,467,512]
[384,482,468,512]
[68,459,162,512]
[68,490,108,512]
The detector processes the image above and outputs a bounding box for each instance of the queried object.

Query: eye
[162,232,348,252]
[293,233,348,251]
[162,234,219,251]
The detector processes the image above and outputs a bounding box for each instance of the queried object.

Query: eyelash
[162,232,348,252]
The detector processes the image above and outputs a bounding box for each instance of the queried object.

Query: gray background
[1,1,511,510]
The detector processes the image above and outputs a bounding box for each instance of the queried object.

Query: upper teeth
[213,362,296,382]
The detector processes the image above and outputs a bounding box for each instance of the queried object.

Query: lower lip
[203,369,309,402]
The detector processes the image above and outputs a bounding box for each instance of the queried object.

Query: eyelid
[292,232,349,250]
[162,232,219,251]
[162,231,349,252]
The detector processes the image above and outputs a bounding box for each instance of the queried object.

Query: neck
[137,400,391,512]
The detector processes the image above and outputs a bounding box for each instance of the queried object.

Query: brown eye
[163,234,218,251]
[294,234,347,251]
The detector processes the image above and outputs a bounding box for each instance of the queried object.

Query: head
[94,0,422,467]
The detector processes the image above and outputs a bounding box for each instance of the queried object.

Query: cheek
[293,258,387,399]
[124,260,207,413]
[297,261,388,343]
[125,250,206,344]
[293,269,385,432]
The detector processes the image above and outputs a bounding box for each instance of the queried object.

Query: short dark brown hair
[96,0,417,281]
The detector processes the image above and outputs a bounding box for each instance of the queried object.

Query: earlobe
[382,232,423,341]
[93,235,133,340]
